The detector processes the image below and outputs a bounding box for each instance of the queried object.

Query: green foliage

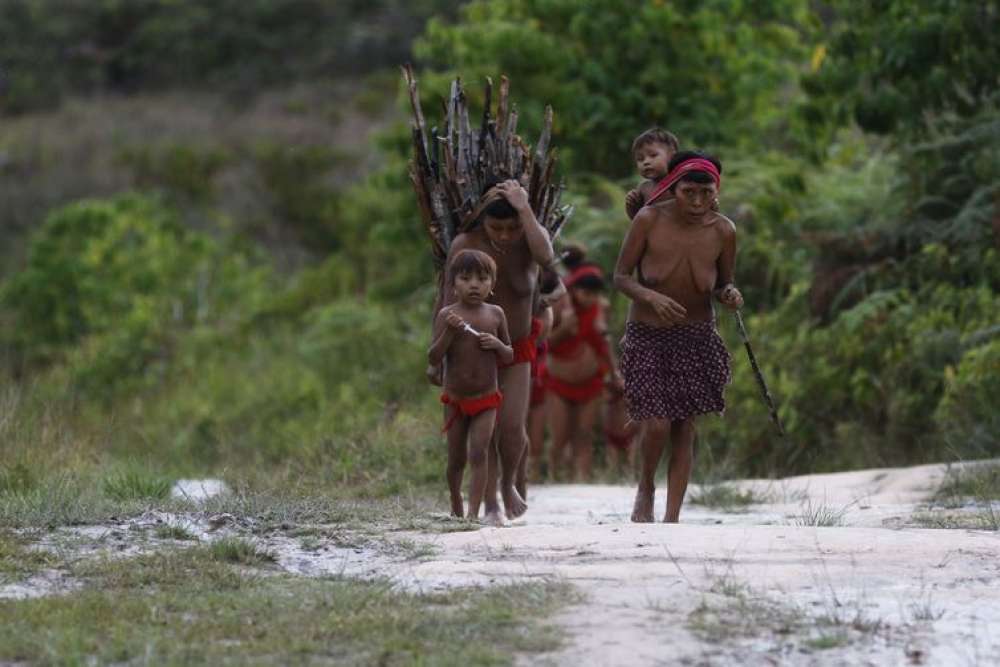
[0,0,463,113]
[0,195,271,396]
[208,537,276,565]
[102,468,172,502]
[805,1,1000,139]
[416,0,814,175]
[117,142,232,201]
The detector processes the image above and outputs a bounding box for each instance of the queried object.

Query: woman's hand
[715,284,744,310]
[497,179,531,212]
[647,293,687,324]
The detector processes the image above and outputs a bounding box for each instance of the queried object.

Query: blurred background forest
[1,0,997,499]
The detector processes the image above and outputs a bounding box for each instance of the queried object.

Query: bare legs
[445,406,500,524]
[516,400,547,499]
[546,393,600,482]
[631,417,696,523]
[546,392,571,481]
[484,363,531,520]
[664,419,695,523]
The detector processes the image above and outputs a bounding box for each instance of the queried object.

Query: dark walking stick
[733,309,785,437]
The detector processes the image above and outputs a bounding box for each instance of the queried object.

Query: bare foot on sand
[502,484,528,520]
[631,488,654,523]
[482,510,505,527]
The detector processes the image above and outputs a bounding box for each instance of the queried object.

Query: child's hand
[425,363,443,386]
[478,333,503,350]
[625,189,643,219]
[445,312,466,331]
[715,284,744,310]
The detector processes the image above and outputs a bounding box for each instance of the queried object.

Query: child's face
[634,142,674,181]
[571,286,600,309]
[454,270,493,304]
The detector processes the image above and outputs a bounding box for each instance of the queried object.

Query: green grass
[913,462,1000,531]
[0,547,574,665]
[0,531,56,583]
[154,524,198,541]
[690,482,767,512]
[208,537,276,565]
[934,463,1000,503]
[102,468,173,502]
[789,499,849,527]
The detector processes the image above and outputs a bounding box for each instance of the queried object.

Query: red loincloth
[499,317,543,369]
[544,371,605,405]
[440,391,503,433]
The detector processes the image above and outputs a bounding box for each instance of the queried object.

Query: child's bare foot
[502,484,528,520]
[631,488,654,523]
[481,510,505,527]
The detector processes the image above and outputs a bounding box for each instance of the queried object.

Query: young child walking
[428,249,514,525]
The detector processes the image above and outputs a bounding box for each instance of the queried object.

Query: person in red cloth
[614,151,743,523]
[519,267,564,492]
[428,249,514,524]
[545,246,621,481]
[433,178,556,522]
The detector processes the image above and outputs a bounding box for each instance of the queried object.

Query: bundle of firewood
[402,64,572,269]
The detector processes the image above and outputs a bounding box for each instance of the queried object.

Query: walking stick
[733,309,785,437]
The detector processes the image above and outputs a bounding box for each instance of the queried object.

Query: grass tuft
[102,469,172,502]
[208,537,276,565]
[790,499,849,527]
[690,482,767,512]
[153,524,198,541]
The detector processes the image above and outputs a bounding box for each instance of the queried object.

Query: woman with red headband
[545,245,620,481]
[614,150,743,523]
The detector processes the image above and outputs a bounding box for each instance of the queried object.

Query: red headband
[645,158,721,206]
[566,264,604,287]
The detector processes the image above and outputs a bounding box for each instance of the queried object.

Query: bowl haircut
[449,248,498,286]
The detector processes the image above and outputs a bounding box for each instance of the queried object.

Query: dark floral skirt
[620,320,731,422]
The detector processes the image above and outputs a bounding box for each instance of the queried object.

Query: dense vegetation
[0,0,997,498]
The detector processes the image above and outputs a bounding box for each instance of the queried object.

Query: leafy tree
[415,0,815,176]
[804,0,1000,139]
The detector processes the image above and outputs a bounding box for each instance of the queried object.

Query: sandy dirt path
[388,463,1000,666]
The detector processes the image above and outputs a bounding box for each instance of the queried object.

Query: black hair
[632,127,679,156]
[667,150,722,191]
[560,241,588,270]
[449,248,497,285]
[480,176,518,220]
[573,273,606,292]
[560,243,606,291]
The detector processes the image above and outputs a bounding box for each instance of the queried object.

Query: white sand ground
[306,462,1000,666]
[5,462,999,665]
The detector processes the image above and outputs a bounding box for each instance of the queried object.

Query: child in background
[428,249,513,525]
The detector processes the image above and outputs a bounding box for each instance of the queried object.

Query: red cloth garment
[499,318,543,369]
[645,157,722,207]
[548,303,610,368]
[440,391,503,433]
[529,317,548,408]
[544,371,605,404]
[565,265,603,287]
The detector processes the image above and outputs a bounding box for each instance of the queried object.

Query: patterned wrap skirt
[620,320,731,422]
